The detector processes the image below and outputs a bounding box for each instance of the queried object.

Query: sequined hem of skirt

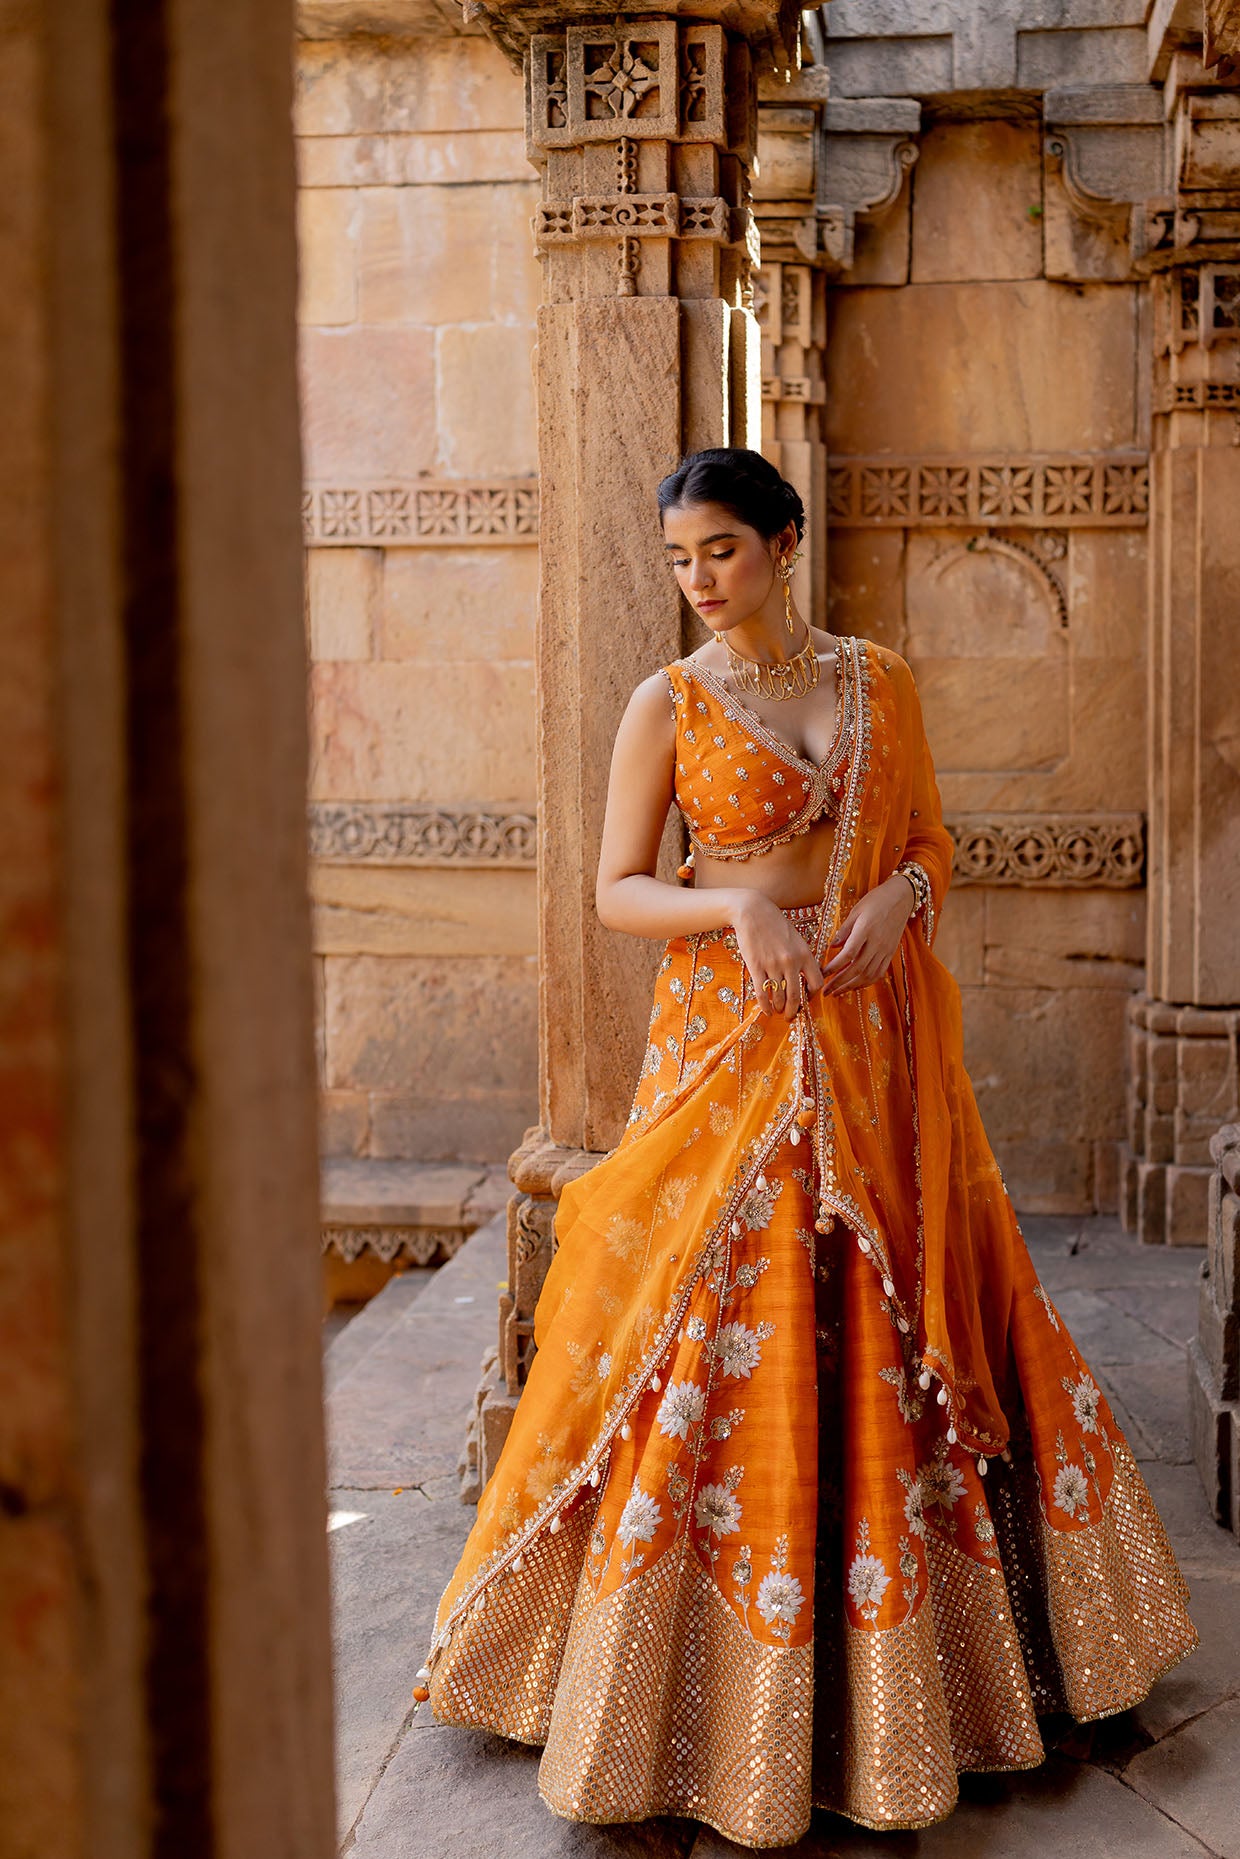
[809,1629,1200,1836]
[431,1427,1198,1847]
[535,1631,1202,1848]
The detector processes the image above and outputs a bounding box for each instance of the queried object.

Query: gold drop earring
[780,555,795,633]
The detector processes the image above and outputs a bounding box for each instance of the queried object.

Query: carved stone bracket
[321,1222,468,1265]
[1045,132,1133,236]
[809,96,922,278]
[1134,91,1240,271]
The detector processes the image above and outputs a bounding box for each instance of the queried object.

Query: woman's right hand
[733,892,825,1023]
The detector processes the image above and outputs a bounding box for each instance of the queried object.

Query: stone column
[753,67,830,613]
[466,0,798,1486]
[1122,65,1240,1248]
[1,1,335,1852]
[752,73,920,621]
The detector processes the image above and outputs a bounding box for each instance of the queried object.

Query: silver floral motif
[694,1482,743,1538]
[617,1481,662,1546]
[917,1450,967,1517]
[1052,1461,1090,1519]
[896,1467,926,1539]
[737,1179,780,1231]
[756,1570,804,1627]
[707,1320,768,1379]
[973,1501,996,1545]
[656,1379,705,1439]
[847,1550,892,1619]
[1065,1370,1102,1434]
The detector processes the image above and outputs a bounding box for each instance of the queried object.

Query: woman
[415,448,1198,1846]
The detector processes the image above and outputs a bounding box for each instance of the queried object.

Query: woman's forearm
[596,873,765,941]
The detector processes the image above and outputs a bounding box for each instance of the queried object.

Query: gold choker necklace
[719,622,819,702]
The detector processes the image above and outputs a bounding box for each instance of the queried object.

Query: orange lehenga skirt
[422,898,1199,1846]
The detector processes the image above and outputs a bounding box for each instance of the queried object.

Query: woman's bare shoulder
[620,669,679,738]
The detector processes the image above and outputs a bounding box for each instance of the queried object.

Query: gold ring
[762,977,778,999]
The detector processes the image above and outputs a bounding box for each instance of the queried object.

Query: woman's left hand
[820,874,916,996]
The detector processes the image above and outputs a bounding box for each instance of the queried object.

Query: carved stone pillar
[462,0,797,1489]
[752,75,919,620]
[1122,74,1240,1248]
[753,68,829,612]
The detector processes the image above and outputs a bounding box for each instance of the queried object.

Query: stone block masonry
[297,29,542,1166]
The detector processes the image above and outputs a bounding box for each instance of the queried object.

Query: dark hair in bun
[657,447,805,544]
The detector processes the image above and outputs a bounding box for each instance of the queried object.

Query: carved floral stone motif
[309,804,536,865]
[302,481,539,545]
[528,21,728,152]
[825,455,1150,528]
[948,817,1144,890]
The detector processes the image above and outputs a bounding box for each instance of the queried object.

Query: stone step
[321,1156,509,1268]
[322,1267,438,1396]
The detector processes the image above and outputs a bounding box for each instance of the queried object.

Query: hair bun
[656,446,806,544]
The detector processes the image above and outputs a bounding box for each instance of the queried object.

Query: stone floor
[326,1214,1240,1859]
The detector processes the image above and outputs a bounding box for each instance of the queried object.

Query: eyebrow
[663,531,738,549]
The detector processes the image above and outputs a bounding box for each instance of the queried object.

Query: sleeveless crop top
[662,643,856,861]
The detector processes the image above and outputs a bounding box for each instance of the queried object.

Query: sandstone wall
[826,117,1148,1214]
[296,34,541,1163]
[297,27,1159,1211]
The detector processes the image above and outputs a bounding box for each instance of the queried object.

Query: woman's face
[662,500,791,633]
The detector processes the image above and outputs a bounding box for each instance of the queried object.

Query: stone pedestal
[1189,1124,1240,1531]
[466,0,795,1489]
[1123,1000,1240,1244]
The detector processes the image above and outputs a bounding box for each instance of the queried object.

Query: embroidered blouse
[662,653,851,861]
[662,641,945,944]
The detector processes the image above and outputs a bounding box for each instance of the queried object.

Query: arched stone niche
[905,529,1070,774]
